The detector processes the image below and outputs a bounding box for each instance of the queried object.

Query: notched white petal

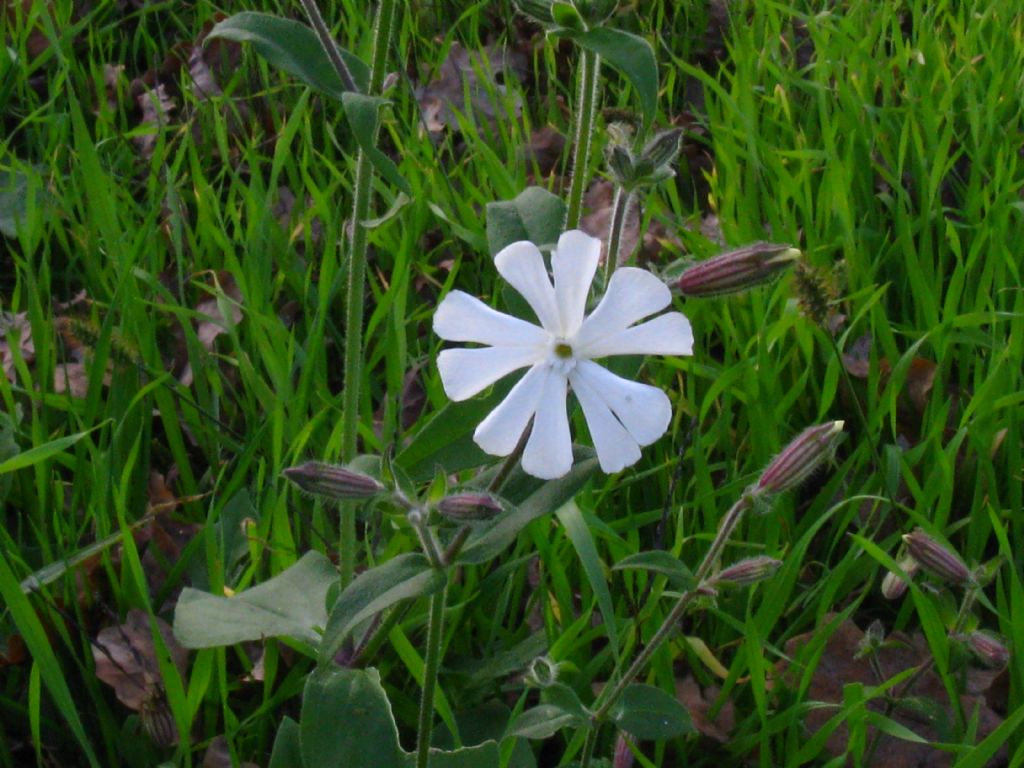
[573,361,672,446]
[576,312,693,359]
[575,268,672,350]
[570,369,641,473]
[434,290,548,347]
[552,230,600,338]
[521,371,573,479]
[438,346,543,402]
[494,241,561,333]
[474,364,548,456]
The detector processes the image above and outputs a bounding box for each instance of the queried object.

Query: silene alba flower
[433,230,693,479]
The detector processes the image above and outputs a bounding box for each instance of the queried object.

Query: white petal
[574,268,672,350]
[570,369,641,473]
[573,360,672,445]
[474,363,548,456]
[434,291,549,347]
[521,370,574,479]
[438,347,544,401]
[494,241,561,333]
[552,230,600,338]
[576,313,694,359]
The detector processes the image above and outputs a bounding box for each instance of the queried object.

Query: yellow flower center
[554,342,573,359]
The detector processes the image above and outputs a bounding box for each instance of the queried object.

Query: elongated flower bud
[678,243,801,297]
[962,631,1010,668]
[881,556,919,600]
[437,493,504,522]
[756,421,844,495]
[711,556,783,588]
[282,461,385,501]
[902,529,972,586]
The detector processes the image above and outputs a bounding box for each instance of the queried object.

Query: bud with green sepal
[902,528,973,587]
[754,421,844,497]
[282,461,386,501]
[678,242,801,298]
[707,555,782,591]
[437,493,504,523]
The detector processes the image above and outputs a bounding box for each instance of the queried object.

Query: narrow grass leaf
[0,422,106,475]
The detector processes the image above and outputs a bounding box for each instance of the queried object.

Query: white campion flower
[433,230,693,480]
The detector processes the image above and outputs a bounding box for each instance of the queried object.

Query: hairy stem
[339,0,398,588]
[298,0,358,92]
[565,48,601,230]
[416,587,448,768]
[604,186,632,285]
[580,496,752,766]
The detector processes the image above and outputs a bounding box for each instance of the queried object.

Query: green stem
[580,496,751,767]
[416,587,448,768]
[298,0,358,92]
[339,0,398,589]
[565,48,601,230]
[604,186,631,285]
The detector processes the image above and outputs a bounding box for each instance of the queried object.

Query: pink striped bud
[756,421,844,495]
[902,529,972,587]
[282,461,385,501]
[711,556,783,588]
[962,631,1010,668]
[437,493,504,522]
[678,243,800,297]
[881,556,919,600]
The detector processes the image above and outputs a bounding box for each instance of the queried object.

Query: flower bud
[613,733,635,768]
[513,0,555,24]
[437,493,504,522]
[902,529,973,586]
[962,631,1010,668]
[282,461,385,501]
[755,421,844,495]
[641,128,683,172]
[678,242,801,297]
[524,656,560,688]
[881,556,919,600]
[710,555,783,588]
[606,142,636,187]
[855,619,886,659]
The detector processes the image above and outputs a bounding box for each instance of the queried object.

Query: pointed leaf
[506,704,587,740]
[173,551,335,650]
[561,28,658,130]
[612,551,695,592]
[208,12,369,96]
[458,452,599,564]
[609,683,694,740]
[341,91,411,194]
[319,553,446,662]
[268,718,304,768]
[302,667,404,768]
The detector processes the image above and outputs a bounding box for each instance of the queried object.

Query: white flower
[433,230,693,480]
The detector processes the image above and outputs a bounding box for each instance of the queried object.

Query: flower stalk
[337,0,398,588]
[604,186,632,285]
[566,48,601,229]
[415,587,448,768]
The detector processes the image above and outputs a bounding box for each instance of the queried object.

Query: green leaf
[208,12,369,96]
[172,551,336,650]
[562,27,658,131]
[612,551,695,591]
[301,667,404,768]
[341,92,411,194]
[0,422,107,475]
[458,452,599,564]
[485,186,567,257]
[0,166,44,238]
[319,553,446,663]
[395,380,512,482]
[506,705,587,740]
[542,682,590,721]
[0,551,100,767]
[268,718,304,768]
[556,502,619,658]
[609,683,694,740]
[401,743,500,768]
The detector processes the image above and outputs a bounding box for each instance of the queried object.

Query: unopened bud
[613,733,635,768]
[678,243,801,297]
[711,556,782,588]
[524,656,560,688]
[756,421,844,495]
[437,493,504,522]
[282,461,385,501]
[606,143,635,187]
[902,529,972,586]
[962,631,1010,668]
[514,0,555,24]
[855,619,886,659]
[881,556,919,600]
[641,128,683,171]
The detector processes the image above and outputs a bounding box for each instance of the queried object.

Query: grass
[2,0,1023,765]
